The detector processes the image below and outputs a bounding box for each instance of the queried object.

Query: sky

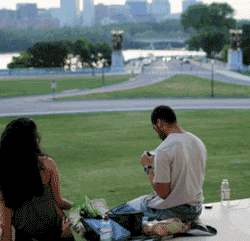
[0,0,249,20]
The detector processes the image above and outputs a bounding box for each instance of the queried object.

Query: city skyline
[0,0,249,19]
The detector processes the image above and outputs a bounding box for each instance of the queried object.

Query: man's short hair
[151,105,177,125]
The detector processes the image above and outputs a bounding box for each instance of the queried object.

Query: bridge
[132,38,187,50]
[133,38,187,43]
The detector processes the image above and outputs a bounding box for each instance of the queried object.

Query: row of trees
[0,19,185,53]
[7,38,113,69]
[182,2,250,65]
[181,3,235,59]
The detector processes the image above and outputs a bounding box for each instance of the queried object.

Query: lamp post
[211,60,214,98]
[101,58,105,86]
[51,79,57,100]
[91,54,94,77]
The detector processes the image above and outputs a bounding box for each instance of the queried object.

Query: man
[127,105,207,222]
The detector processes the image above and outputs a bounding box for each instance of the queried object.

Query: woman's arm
[0,194,15,241]
[47,157,73,211]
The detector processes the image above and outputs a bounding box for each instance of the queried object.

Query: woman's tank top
[10,156,62,240]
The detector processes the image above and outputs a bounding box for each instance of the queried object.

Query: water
[0,52,20,70]
[122,49,205,62]
[0,50,206,70]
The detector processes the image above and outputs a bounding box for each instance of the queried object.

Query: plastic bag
[68,196,103,236]
[142,218,191,237]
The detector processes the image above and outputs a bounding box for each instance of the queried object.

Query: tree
[243,48,250,66]
[95,41,112,66]
[221,44,230,63]
[74,38,90,62]
[241,25,250,65]
[185,35,202,51]
[7,51,32,69]
[181,4,211,33]
[181,3,235,33]
[27,41,69,68]
[201,32,226,58]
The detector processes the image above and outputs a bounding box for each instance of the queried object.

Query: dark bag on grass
[106,203,144,236]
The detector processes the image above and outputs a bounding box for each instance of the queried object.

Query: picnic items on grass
[130,219,217,240]
[82,218,131,241]
[106,203,144,236]
[105,203,217,240]
[142,218,190,237]
[68,196,103,237]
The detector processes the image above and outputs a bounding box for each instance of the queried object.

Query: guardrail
[0,67,112,77]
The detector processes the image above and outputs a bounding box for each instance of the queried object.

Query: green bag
[69,196,103,226]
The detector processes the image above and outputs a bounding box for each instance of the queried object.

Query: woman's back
[10,156,62,240]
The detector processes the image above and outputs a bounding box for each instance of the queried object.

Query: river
[0,50,206,70]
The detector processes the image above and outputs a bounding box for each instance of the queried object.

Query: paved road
[2,58,250,104]
[1,58,250,117]
[1,98,250,117]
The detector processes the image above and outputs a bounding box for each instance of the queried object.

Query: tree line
[0,19,185,54]
[181,2,250,65]
[7,38,114,69]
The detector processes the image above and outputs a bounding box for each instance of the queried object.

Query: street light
[211,60,214,98]
[91,54,95,77]
[51,79,57,100]
[101,58,105,86]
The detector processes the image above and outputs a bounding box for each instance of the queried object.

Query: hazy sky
[0,0,249,19]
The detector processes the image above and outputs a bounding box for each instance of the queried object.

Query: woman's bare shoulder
[38,155,54,165]
[38,155,56,174]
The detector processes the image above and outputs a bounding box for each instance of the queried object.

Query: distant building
[110,13,128,23]
[164,13,182,20]
[126,0,147,15]
[182,0,203,13]
[47,8,62,26]
[38,9,47,15]
[94,4,108,24]
[60,0,80,27]
[133,13,156,23]
[16,3,38,29]
[0,9,17,28]
[36,12,60,29]
[150,0,171,22]
[82,0,95,27]
[107,4,131,18]
[100,17,118,25]
[8,10,17,28]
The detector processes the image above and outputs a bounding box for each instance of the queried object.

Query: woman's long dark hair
[0,117,45,210]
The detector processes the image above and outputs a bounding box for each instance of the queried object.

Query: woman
[0,117,75,240]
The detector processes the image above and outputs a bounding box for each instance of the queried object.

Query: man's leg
[127,193,157,218]
[153,204,202,222]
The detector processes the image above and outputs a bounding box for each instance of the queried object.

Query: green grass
[0,74,137,98]
[1,109,249,205]
[238,71,250,77]
[55,75,250,101]
[1,109,250,240]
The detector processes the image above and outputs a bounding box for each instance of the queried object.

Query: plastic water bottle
[100,215,112,241]
[221,179,230,206]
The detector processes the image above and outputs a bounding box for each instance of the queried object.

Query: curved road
[1,98,250,117]
[1,58,250,117]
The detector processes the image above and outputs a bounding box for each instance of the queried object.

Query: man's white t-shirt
[147,131,207,209]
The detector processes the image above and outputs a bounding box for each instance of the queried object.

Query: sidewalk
[191,59,250,82]
[191,59,228,72]
[173,198,250,240]
[0,70,161,103]
[0,65,139,80]
[82,198,250,241]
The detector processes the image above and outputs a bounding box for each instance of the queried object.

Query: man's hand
[141,151,154,168]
